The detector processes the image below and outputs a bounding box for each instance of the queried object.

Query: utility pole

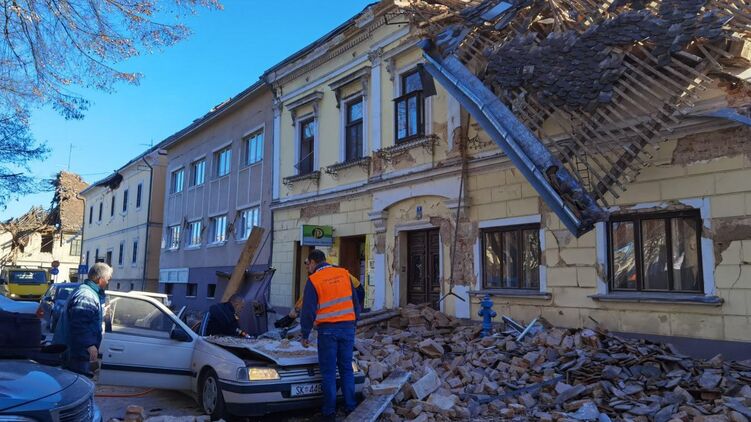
[67,144,73,170]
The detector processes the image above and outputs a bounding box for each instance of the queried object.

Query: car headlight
[9,293,17,298]
[352,361,361,373]
[248,367,280,381]
[0,416,38,421]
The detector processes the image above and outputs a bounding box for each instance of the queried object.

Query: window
[167,225,181,250]
[118,242,124,266]
[191,159,205,186]
[110,196,115,217]
[122,189,128,213]
[40,234,54,253]
[170,168,185,194]
[395,70,425,143]
[608,211,703,293]
[186,283,197,297]
[132,240,138,263]
[345,98,364,161]
[136,183,142,208]
[297,118,315,174]
[85,250,90,266]
[207,284,216,299]
[238,207,260,240]
[216,147,231,177]
[105,250,113,266]
[98,202,103,222]
[482,224,541,289]
[70,238,81,256]
[164,283,174,295]
[107,296,174,336]
[95,248,100,263]
[188,220,202,246]
[245,131,263,165]
[211,215,228,244]
[89,206,93,224]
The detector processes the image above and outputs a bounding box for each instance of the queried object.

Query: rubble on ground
[355,304,751,422]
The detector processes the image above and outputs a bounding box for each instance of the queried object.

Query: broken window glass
[298,118,315,174]
[609,211,702,293]
[482,225,540,290]
[611,221,636,290]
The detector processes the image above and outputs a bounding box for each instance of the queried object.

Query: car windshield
[9,271,47,284]
[56,286,76,300]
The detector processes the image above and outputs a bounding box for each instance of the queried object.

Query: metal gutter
[420,42,608,236]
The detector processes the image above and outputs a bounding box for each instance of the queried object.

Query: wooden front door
[339,236,366,282]
[407,229,441,309]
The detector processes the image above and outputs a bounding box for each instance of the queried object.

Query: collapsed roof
[398,0,751,235]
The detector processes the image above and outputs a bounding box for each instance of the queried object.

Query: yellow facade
[266,1,751,344]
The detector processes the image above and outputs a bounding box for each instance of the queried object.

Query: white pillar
[368,48,383,153]
[272,99,282,200]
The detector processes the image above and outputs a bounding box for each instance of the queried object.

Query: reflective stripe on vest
[309,266,356,325]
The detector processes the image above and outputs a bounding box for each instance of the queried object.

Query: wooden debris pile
[356,304,751,422]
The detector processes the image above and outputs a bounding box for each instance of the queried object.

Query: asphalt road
[95,385,320,422]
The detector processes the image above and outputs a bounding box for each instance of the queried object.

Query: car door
[99,292,195,390]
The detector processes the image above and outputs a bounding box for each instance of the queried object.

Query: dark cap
[307,249,326,264]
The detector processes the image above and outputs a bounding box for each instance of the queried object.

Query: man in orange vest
[300,249,360,420]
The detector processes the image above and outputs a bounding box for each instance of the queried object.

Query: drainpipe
[141,155,154,292]
[75,193,86,279]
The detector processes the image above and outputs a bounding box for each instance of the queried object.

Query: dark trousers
[317,324,356,416]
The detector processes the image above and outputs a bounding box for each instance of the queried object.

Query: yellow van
[0,267,50,301]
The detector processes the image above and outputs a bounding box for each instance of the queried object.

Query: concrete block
[686,155,745,175]
[617,182,661,205]
[714,264,742,288]
[506,198,539,217]
[716,169,751,195]
[576,231,596,248]
[723,315,751,342]
[711,194,747,218]
[636,165,687,182]
[475,171,505,189]
[620,310,671,336]
[745,193,751,215]
[717,289,748,316]
[505,168,527,184]
[506,304,543,324]
[521,183,539,199]
[347,211,365,223]
[332,213,348,225]
[743,240,751,263]
[582,309,622,332]
[576,267,597,288]
[540,307,581,329]
[546,267,578,287]
[660,174,715,200]
[470,188,495,205]
[544,249,560,267]
[355,222,373,235]
[476,203,508,221]
[551,286,596,308]
[669,312,724,340]
[559,248,596,266]
[491,184,522,202]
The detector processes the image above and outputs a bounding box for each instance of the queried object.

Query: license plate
[291,382,323,397]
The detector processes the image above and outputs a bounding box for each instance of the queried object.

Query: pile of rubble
[355,304,751,422]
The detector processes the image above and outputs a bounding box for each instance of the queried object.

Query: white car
[99,291,365,420]
[0,294,40,314]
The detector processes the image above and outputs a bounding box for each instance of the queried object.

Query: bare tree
[0,0,221,207]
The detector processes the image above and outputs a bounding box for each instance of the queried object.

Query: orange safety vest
[309,265,356,326]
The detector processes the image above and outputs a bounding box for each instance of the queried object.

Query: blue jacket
[53,280,105,361]
[301,263,360,340]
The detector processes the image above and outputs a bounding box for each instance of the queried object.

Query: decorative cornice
[282,171,321,187]
[325,156,372,177]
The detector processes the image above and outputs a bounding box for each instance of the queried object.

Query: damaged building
[0,171,88,282]
[264,0,751,353]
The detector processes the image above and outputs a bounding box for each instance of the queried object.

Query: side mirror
[170,327,192,342]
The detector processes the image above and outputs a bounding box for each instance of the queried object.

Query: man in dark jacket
[53,262,111,377]
[205,294,249,337]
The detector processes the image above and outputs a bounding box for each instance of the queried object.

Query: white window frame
[244,129,264,166]
[473,215,547,293]
[215,146,232,178]
[191,157,206,187]
[339,93,368,163]
[187,220,203,247]
[170,168,185,194]
[167,225,181,250]
[238,207,260,240]
[393,61,433,137]
[210,215,228,244]
[595,198,715,296]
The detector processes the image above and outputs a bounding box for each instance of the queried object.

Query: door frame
[393,222,443,311]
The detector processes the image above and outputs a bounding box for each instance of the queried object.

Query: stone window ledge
[470,289,552,300]
[283,171,321,186]
[375,135,437,162]
[589,293,723,306]
[325,157,371,176]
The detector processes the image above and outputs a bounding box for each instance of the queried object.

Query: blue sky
[1,0,372,220]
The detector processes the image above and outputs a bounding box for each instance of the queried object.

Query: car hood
[0,360,79,411]
[205,337,318,366]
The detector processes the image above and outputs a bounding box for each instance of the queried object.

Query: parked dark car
[0,360,102,421]
[37,283,80,332]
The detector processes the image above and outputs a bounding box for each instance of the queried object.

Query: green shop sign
[300,225,333,246]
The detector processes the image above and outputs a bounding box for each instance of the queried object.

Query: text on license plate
[291,382,322,397]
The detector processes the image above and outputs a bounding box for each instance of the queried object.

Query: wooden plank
[221,226,265,302]
[343,370,411,422]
